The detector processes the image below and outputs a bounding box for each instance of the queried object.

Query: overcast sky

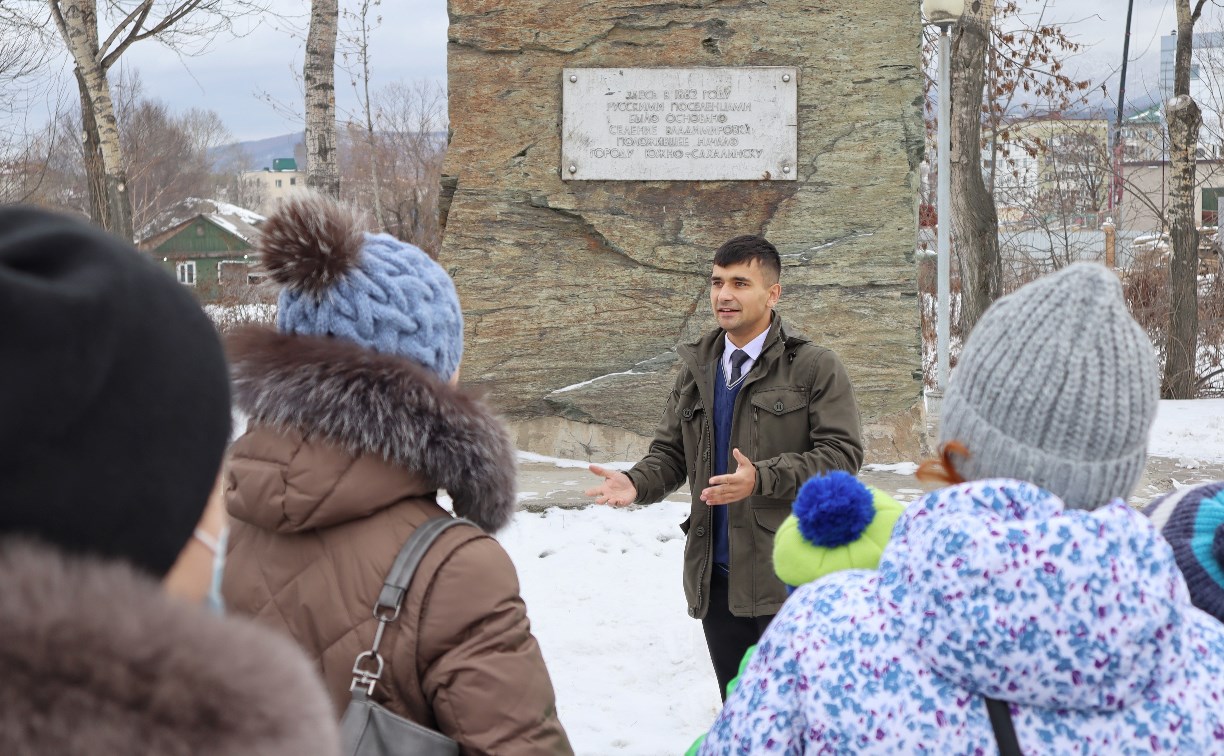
[115,0,449,142]
[30,0,1214,143]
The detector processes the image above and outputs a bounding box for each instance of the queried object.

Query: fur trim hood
[0,539,339,755]
[226,326,517,533]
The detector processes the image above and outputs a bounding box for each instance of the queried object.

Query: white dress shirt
[721,328,769,387]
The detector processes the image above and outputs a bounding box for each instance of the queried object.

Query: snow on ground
[498,498,720,755]
[1149,399,1224,463]
[862,461,919,475]
[516,450,633,471]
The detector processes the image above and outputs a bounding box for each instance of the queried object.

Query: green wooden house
[139,199,268,304]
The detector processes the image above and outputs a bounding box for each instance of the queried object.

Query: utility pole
[1111,0,1136,219]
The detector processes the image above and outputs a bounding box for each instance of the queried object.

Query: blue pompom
[793,470,875,547]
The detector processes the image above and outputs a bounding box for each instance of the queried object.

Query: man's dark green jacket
[624,315,863,619]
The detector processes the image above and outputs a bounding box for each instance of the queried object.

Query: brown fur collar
[226,326,517,533]
[0,539,338,755]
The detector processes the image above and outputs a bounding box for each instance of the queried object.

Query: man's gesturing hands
[587,448,755,507]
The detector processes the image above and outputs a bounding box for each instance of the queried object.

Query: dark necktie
[729,349,750,384]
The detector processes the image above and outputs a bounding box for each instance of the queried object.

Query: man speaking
[586,234,864,699]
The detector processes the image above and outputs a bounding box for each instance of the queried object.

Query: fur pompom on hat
[940,263,1158,510]
[260,193,464,380]
[772,471,904,587]
[0,206,231,577]
[1145,481,1224,622]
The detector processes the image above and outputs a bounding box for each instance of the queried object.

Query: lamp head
[922,0,965,25]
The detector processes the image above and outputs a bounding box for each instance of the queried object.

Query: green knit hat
[773,470,905,586]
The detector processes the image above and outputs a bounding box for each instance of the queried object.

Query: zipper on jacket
[752,407,759,468]
[722,339,775,616]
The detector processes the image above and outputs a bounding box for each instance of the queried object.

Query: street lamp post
[923,0,964,395]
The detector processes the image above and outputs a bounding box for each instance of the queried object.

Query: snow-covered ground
[499,499,712,754]
[498,398,1224,754]
[1150,399,1224,461]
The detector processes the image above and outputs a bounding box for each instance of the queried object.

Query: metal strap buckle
[374,603,401,622]
[350,650,384,695]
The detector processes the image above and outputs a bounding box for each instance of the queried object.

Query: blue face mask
[193,526,229,615]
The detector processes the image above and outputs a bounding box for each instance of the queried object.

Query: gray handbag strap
[376,517,473,615]
[350,516,475,697]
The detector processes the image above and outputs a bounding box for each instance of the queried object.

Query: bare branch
[97,1,153,68]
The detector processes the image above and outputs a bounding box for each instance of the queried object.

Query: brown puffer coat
[221,327,572,756]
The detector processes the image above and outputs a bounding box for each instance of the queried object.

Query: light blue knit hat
[259,194,463,380]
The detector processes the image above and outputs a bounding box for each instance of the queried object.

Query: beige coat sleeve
[415,536,574,756]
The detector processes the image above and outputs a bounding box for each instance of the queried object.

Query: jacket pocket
[752,506,789,534]
[751,506,791,609]
[749,388,808,460]
[750,388,808,417]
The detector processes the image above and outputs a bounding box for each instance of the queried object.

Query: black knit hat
[0,206,231,577]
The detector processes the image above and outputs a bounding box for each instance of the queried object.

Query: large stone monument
[441,1,926,463]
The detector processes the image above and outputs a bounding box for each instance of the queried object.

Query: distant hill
[210,132,303,172]
[210,129,446,173]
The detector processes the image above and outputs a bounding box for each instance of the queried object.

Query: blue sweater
[712,361,744,569]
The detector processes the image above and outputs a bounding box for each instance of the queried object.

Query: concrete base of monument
[508,416,653,466]
[507,402,929,474]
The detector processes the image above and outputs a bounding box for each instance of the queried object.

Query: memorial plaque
[561,67,798,181]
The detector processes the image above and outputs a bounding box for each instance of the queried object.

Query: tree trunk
[1165,93,1202,399]
[1163,0,1206,399]
[305,0,340,199]
[57,1,133,240]
[949,0,1001,337]
[75,68,109,229]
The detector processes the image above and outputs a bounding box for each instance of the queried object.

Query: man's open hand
[700,448,756,505]
[585,465,639,507]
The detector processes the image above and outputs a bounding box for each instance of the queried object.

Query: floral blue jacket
[700,479,1224,754]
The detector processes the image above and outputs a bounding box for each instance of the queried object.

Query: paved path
[515,455,1224,512]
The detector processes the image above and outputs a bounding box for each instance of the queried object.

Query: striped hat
[1144,481,1224,622]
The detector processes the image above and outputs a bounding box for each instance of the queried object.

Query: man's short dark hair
[713,235,781,284]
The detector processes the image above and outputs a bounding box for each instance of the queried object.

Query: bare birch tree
[1164,0,1213,399]
[305,0,340,198]
[3,1,263,240]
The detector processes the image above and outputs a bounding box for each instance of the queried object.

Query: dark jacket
[221,327,572,756]
[625,316,863,618]
[0,539,339,756]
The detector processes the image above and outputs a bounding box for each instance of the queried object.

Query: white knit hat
[939,263,1159,510]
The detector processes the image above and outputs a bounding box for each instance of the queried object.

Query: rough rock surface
[442,0,927,463]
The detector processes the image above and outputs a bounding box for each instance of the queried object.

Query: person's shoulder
[770,327,847,379]
[774,570,884,634]
[430,526,520,591]
[774,320,829,356]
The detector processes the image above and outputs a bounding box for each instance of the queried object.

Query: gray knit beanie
[939,263,1159,510]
